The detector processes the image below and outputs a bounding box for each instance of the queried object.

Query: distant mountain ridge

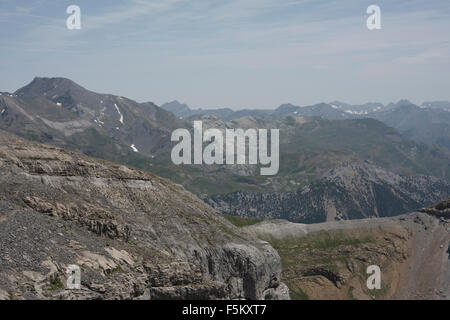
[202,162,450,223]
[161,99,450,149]
[422,101,450,111]
[162,98,450,120]
[161,100,268,120]
[369,103,450,148]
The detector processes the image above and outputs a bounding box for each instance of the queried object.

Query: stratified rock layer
[0,130,288,300]
[243,208,450,300]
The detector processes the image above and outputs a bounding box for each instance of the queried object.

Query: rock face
[420,197,450,218]
[244,207,450,300]
[203,162,450,223]
[0,130,289,300]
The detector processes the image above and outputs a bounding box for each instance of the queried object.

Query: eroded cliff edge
[242,206,450,300]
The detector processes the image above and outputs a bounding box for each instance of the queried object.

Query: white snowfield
[345,109,368,115]
[114,104,124,124]
[130,144,138,152]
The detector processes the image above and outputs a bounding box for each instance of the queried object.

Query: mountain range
[1,124,448,300]
[162,99,450,149]
[1,77,449,300]
[1,77,449,222]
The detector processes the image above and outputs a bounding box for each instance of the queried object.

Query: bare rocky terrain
[0,129,289,300]
[240,204,450,300]
[204,162,450,223]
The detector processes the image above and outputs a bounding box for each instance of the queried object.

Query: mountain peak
[385,99,415,110]
[422,101,450,110]
[160,100,191,113]
[329,101,349,107]
[15,77,87,99]
[396,99,413,106]
[276,103,298,111]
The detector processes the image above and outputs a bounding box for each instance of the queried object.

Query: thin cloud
[396,49,444,65]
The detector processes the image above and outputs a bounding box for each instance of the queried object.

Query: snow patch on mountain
[114,104,124,124]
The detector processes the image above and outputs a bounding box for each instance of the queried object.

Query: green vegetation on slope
[229,219,406,300]
[223,214,264,227]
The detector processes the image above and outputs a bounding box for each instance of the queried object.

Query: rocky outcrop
[203,162,450,223]
[0,130,289,300]
[243,209,450,300]
[420,197,450,218]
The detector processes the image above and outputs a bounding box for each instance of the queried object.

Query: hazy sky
[1,0,449,109]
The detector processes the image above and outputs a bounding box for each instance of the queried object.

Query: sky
[1,0,449,109]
